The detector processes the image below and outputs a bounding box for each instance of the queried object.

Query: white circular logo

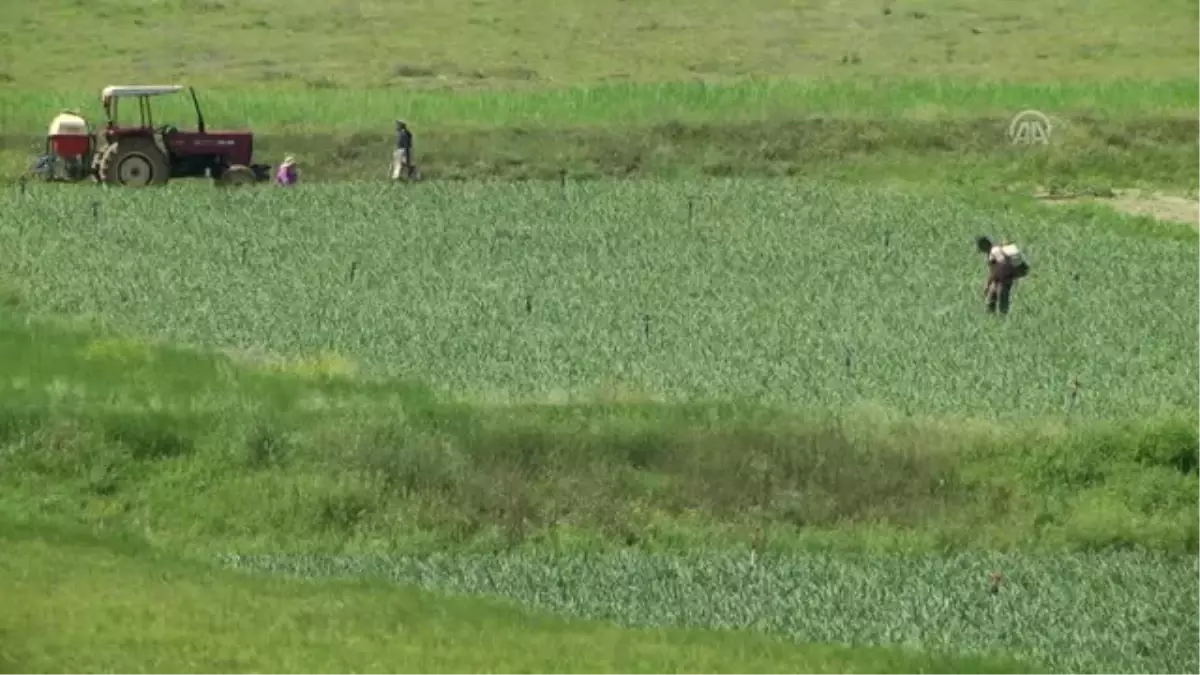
[1008,110,1052,145]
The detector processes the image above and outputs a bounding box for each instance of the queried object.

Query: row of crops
[2,179,1196,418]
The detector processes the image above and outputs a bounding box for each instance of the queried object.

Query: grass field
[0,0,1197,671]
[5,521,1039,674]
[0,285,1196,671]
[225,548,1199,674]
[3,78,1196,186]
[0,0,1197,186]
[2,0,1196,88]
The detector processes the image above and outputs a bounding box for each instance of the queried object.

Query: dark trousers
[985,262,1027,315]
[986,279,1014,314]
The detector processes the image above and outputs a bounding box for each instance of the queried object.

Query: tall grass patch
[2,79,1195,132]
[0,300,1195,555]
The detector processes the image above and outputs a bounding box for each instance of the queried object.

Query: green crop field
[2,181,1196,418]
[6,522,1038,674]
[0,0,1197,672]
[224,549,1200,674]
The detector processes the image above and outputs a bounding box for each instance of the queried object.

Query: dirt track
[1035,189,1199,229]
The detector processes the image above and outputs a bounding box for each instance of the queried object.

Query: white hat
[282,155,296,166]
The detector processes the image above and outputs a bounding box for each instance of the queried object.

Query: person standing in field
[391,120,414,181]
[276,155,299,186]
[976,235,1029,315]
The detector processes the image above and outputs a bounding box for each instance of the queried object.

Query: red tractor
[37,84,273,187]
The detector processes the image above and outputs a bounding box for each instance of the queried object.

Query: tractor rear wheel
[97,139,169,187]
[218,164,256,187]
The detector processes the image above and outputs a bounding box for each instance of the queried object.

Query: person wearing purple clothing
[276,155,299,186]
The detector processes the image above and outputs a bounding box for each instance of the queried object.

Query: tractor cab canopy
[101,85,184,104]
[100,84,202,133]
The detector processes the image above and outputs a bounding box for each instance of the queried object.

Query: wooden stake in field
[988,570,1004,594]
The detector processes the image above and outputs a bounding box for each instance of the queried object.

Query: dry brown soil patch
[1034,188,1198,228]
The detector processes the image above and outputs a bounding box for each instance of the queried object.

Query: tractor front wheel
[218,164,256,187]
[97,140,169,187]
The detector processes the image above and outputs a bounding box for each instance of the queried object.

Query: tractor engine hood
[166,130,256,166]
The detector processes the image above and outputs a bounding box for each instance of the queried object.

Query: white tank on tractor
[34,110,97,181]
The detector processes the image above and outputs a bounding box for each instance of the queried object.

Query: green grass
[1,0,1195,88]
[0,0,1195,185]
[0,0,1196,671]
[1,520,1035,674]
[3,78,1195,187]
[224,548,1200,674]
[4,79,1197,132]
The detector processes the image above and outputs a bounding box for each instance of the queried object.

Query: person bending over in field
[276,155,299,186]
[976,235,1029,315]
